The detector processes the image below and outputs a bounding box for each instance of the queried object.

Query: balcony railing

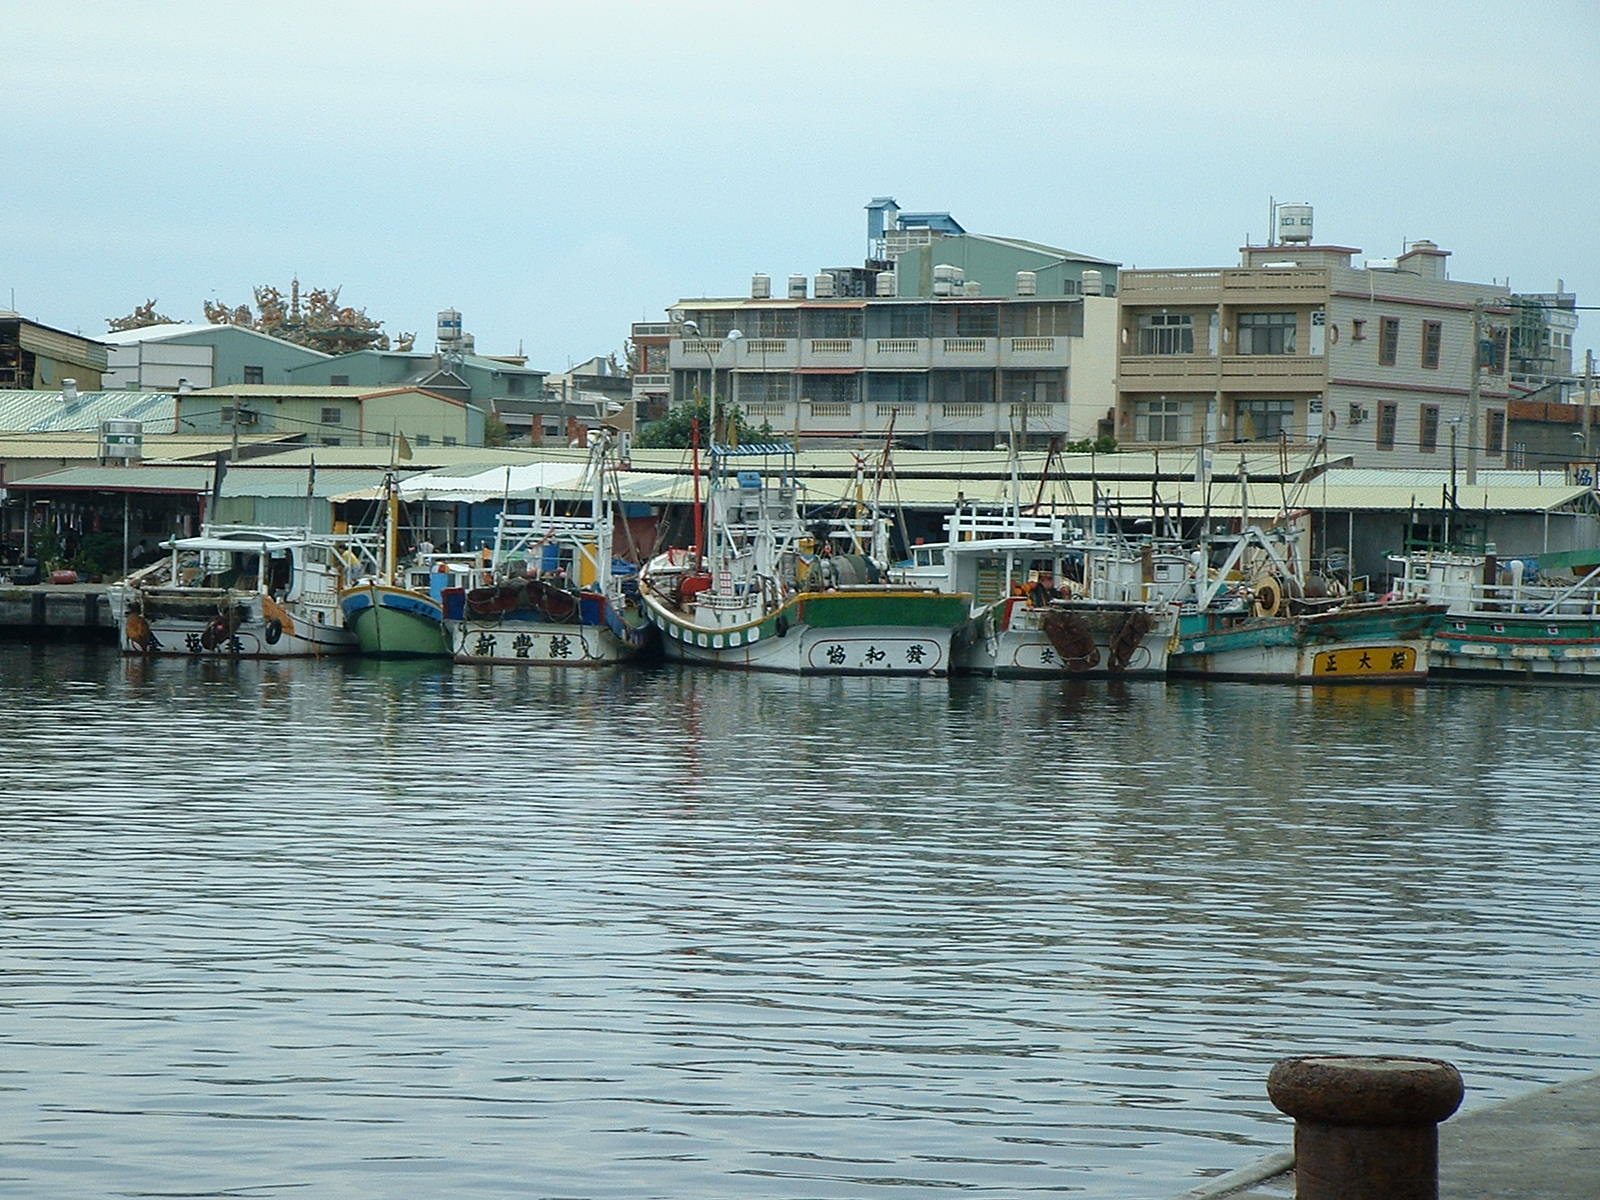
[942,338,989,353]
[809,339,855,354]
[1008,337,1056,353]
[743,338,790,354]
[874,339,921,354]
[941,403,986,418]
[807,401,853,417]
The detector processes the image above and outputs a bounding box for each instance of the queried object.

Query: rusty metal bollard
[1267,1055,1464,1200]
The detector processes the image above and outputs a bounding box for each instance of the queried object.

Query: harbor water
[2,645,1598,1198]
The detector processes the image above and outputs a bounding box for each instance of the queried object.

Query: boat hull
[645,588,969,675]
[1170,601,1442,683]
[339,583,450,658]
[958,598,1175,678]
[444,584,651,666]
[109,585,355,659]
[1429,613,1600,682]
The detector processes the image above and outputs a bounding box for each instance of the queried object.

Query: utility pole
[1465,300,1483,486]
[1584,348,1596,487]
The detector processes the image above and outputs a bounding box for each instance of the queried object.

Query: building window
[929,370,993,405]
[1000,302,1082,338]
[1421,321,1442,369]
[1002,370,1064,406]
[864,373,925,407]
[330,374,349,386]
[737,372,795,405]
[415,434,432,447]
[443,436,458,446]
[507,376,524,395]
[931,304,999,339]
[1235,399,1295,440]
[1419,404,1439,452]
[1486,409,1505,455]
[1236,312,1297,355]
[1378,317,1400,366]
[801,309,865,339]
[1376,401,1398,449]
[1134,398,1186,442]
[321,407,343,424]
[542,419,561,438]
[320,436,342,447]
[243,365,264,384]
[1137,313,1194,355]
[799,374,860,406]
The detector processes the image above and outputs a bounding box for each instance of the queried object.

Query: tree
[635,398,773,449]
[1064,435,1118,454]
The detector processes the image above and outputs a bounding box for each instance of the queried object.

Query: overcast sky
[6,0,1596,370]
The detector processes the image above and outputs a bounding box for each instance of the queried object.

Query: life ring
[1252,578,1283,618]
[264,618,283,645]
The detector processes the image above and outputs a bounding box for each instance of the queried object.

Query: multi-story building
[662,281,1116,449]
[645,199,1121,448]
[1114,208,1513,470]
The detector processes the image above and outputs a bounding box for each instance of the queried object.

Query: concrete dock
[1178,1071,1600,1199]
[0,582,116,640]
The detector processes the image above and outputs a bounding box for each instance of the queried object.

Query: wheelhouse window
[1137,313,1195,355]
[1378,317,1400,366]
[1236,312,1297,355]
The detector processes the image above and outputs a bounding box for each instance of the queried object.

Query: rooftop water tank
[1277,203,1314,244]
[963,281,982,296]
[437,308,463,346]
[814,273,836,298]
[751,273,771,299]
[1016,270,1037,296]
[100,417,143,462]
[788,274,807,299]
[874,272,897,297]
[1082,269,1104,296]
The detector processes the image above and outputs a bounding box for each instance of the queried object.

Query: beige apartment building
[1115,223,1513,470]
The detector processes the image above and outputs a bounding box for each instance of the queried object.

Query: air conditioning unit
[1348,403,1369,425]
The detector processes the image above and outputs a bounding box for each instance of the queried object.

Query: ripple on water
[1,651,1598,1198]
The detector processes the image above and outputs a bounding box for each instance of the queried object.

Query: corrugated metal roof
[9,463,394,499]
[190,384,385,398]
[0,432,287,459]
[0,390,177,433]
[99,324,331,356]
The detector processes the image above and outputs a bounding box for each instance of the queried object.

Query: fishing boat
[442,431,653,666]
[896,510,1178,677]
[109,525,374,658]
[1388,547,1600,681]
[638,441,970,675]
[1168,526,1443,683]
[337,473,472,658]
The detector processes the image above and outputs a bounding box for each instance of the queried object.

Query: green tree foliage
[1063,435,1118,454]
[635,399,772,449]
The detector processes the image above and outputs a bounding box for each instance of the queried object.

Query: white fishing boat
[109,525,376,658]
[443,429,654,666]
[638,441,970,675]
[896,509,1179,677]
[1388,547,1600,682]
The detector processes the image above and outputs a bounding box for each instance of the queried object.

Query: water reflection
[1,647,1597,1198]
